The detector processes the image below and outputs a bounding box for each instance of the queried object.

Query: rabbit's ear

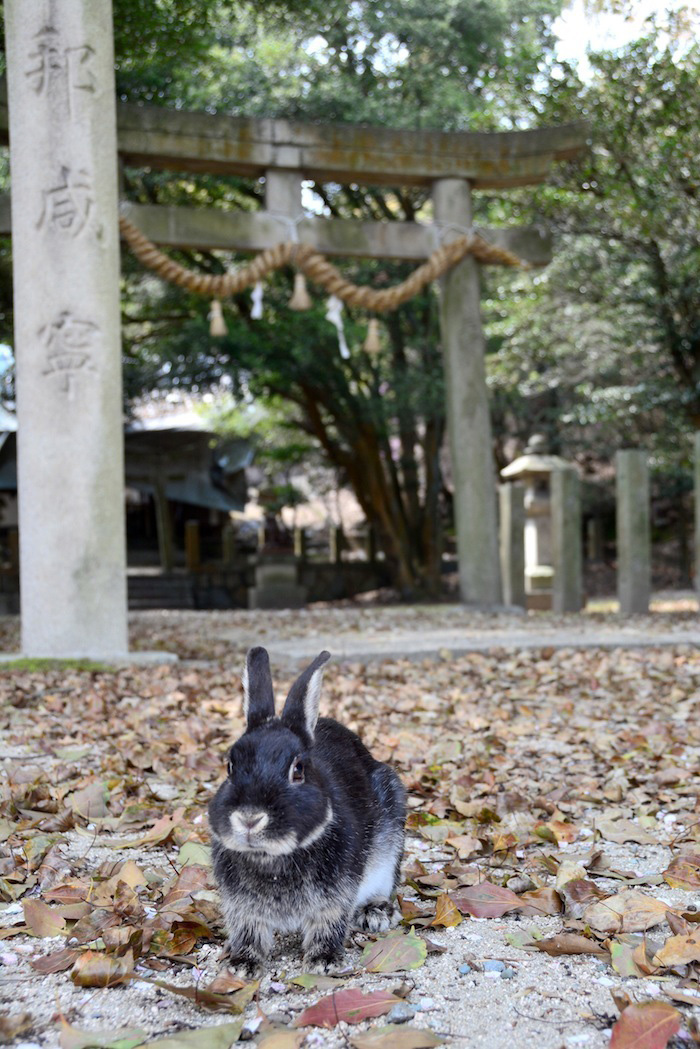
[281,650,330,742]
[242,647,276,730]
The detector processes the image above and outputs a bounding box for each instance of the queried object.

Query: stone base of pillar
[248,555,308,610]
[0,650,178,666]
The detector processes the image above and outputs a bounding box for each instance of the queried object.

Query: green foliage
[484,24,700,472]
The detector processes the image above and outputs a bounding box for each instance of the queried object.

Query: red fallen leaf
[294,989,401,1028]
[610,1002,681,1049]
[451,881,521,918]
[29,947,80,973]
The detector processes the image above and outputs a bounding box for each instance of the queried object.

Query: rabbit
[208,646,406,973]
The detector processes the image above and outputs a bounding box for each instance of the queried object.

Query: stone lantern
[500,435,569,610]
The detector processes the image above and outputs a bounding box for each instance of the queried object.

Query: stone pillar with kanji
[5,0,128,656]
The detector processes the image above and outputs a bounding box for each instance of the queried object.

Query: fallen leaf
[23,898,67,937]
[130,1020,244,1049]
[141,976,257,1014]
[0,1014,32,1042]
[653,933,700,967]
[256,1034,306,1049]
[69,781,110,820]
[608,939,646,978]
[444,834,481,859]
[29,947,80,973]
[598,819,658,846]
[584,891,671,934]
[294,989,401,1028]
[534,933,608,957]
[610,1002,680,1049]
[430,893,462,928]
[350,1026,445,1048]
[71,950,134,988]
[451,881,521,918]
[518,887,562,916]
[360,929,427,971]
[177,841,211,867]
[663,853,700,890]
[289,973,346,991]
[58,1020,147,1049]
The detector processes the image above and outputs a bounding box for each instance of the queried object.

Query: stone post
[222,524,237,568]
[432,178,501,605]
[293,526,307,562]
[184,520,200,573]
[5,0,128,657]
[616,449,651,614]
[499,483,525,608]
[695,432,700,601]
[329,525,343,564]
[551,466,583,613]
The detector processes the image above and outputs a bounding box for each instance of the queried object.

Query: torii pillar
[433,178,501,604]
[5,0,128,657]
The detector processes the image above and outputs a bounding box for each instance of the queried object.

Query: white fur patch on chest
[353,843,396,908]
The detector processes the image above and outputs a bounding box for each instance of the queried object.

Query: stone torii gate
[2,0,587,658]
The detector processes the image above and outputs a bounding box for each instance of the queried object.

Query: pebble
[459,963,472,974]
[1,952,19,965]
[501,968,516,980]
[388,1003,417,1024]
[483,960,506,972]
[418,998,435,1011]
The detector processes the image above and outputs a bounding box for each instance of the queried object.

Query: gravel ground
[1,600,699,1049]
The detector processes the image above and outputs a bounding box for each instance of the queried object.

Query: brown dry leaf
[445,833,481,859]
[430,893,463,928]
[0,1013,33,1043]
[70,949,134,988]
[350,1027,445,1049]
[518,887,563,916]
[451,881,521,918]
[597,819,659,845]
[652,932,700,967]
[610,1002,681,1049]
[29,947,80,973]
[207,973,248,994]
[23,898,67,937]
[663,852,700,890]
[256,1033,306,1049]
[57,1020,147,1049]
[143,976,258,1013]
[583,891,671,934]
[534,933,609,957]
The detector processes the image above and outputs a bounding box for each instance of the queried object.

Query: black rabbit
[208,647,406,972]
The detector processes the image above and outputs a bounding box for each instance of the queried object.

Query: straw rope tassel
[363,317,381,354]
[288,272,313,310]
[209,299,227,337]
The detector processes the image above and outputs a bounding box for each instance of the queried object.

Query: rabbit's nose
[241,811,267,831]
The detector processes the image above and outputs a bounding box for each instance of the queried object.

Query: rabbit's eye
[289,758,305,784]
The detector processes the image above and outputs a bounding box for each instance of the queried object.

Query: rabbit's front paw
[226,943,265,977]
[303,947,345,974]
[353,899,400,933]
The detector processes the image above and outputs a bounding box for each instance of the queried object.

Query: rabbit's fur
[208,647,405,972]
